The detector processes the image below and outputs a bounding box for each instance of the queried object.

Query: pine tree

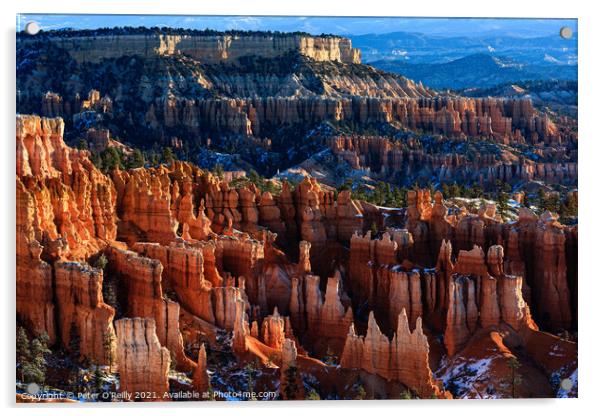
[213,163,225,180]
[496,191,509,218]
[307,389,321,400]
[103,329,116,372]
[282,365,299,400]
[522,192,530,208]
[23,333,51,388]
[95,254,108,270]
[322,347,338,366]
[101,147,123,172]
[371,221,378,236]
[506,357,522,398]
[537,188,547,208]
[102,278,118,312]
[16,327,31,382]
[77,138,89,150]
[354,384,366,400]
[93,365,105,394]
[91,151,103,170]
[128,149,145,169]
[470,184,484,198]
[69,322,81,361]
[206,373,215,401]
[162,147,175,165]
[244,362,257,400]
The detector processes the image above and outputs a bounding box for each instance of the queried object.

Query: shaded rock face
[115,318,170,401]
[393,189,576,331]
[340,311,445,398]
[16,177,56,342]
[330,134,576,190]
[105,246,195,372]
[348,230,539,357]
[288,273,353,355]
[133,242,214,323]
[54,261,115,364]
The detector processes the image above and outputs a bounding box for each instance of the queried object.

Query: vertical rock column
[115,318,170,401]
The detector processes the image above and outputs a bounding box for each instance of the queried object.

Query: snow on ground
[553,367,578,398]
[436,357,499,399]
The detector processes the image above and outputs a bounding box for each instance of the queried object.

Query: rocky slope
[16,114,577,400]
[17,28,576,180]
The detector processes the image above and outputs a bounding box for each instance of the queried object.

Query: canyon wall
[21,32,361,64]
[15,114,577,399]
[330,134,576,186]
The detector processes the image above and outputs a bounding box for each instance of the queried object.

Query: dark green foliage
[230,169,280,195]
[94,253,108,270]
[371,221,379,235]
[91,147,127,172]
[522,192,531,208]
[102,147,124,171]
[542,193,561,213]
[496,191,509,218]
[16,327,31,382]
[213,163,225,179]
[77,138,89,150]
[68,322,81,362]
[244,362,257,400]
[282,365,299,400]
[322,347,338,366]
[103,329,116,372]
[559,192,578,222]
[102,277,119,315]
[494,179,511,218]
[307,389,321,400]
[20,332,51,387]
[350,181,407,208]
[442,182,461,198]
[354,384,367,400]
[470,184,484,198]
[400,389,412,399]
[126,149,145,169]
[20,26,330,40]
[93,365,105,394]
[506,357,522,398]
[162,147,175,165]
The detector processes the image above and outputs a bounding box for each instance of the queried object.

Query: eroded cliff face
[330,129,576,188]
[340,311,446,398]
[16,115,117,259]
[15,115,577,399]
[22,32,361,64]
[54,261,115,364]
[115,318,170,401]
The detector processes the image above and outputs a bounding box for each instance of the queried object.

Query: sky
[16,14,578,38]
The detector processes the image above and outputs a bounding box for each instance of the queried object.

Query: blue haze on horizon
[17,14,577,38]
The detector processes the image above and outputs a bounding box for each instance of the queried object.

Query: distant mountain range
[368,53,577,90]
[20,15,577,38]
[349,30,577,65]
